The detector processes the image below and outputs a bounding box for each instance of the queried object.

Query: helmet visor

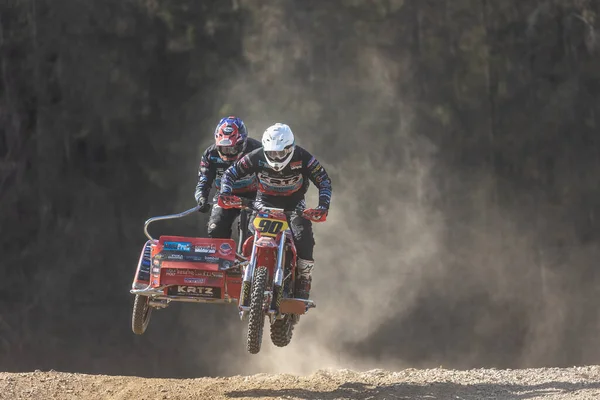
[265,146,293,162]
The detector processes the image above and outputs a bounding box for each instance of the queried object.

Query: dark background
[2,0,600,378]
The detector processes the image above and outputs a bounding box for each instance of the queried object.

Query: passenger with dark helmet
[194,116,262,238]
[217,123,332,300]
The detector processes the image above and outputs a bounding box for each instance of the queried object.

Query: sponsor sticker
[184,277,207,284]
[219,243,233,256]
[290,161,302,170]
[167,254,184,260]
[168,285,221,298]
[194,244,216,253]
[163,269,223,278]
[164,241,192,252]
[178,254,220,262]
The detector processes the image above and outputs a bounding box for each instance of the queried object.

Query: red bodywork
[149,235,242,301]
[243,211,298,294]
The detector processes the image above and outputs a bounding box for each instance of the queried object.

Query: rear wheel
[247,266,268,354]
[270,315,296,347]
[131,295,152,335]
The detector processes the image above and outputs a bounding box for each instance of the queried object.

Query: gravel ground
[1,366,600,399]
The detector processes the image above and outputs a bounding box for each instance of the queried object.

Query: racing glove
[302,206,328,222]
[197,196,210,213]
[217,194,242,209]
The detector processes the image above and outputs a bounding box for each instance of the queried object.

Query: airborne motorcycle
[129,204,251,335]
[227,198,325,354]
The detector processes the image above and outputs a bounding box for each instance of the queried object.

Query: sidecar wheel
[132,295,152,335]
[247,266,268,354]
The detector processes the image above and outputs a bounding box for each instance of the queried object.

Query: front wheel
[247,266,268,354]
[131,295,152,335]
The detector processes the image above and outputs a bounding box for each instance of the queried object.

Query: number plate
[253,217,288,237]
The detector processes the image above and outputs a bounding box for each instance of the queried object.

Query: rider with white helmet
[218,123,332,300]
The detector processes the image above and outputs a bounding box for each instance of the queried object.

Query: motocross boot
[295,258,314,300]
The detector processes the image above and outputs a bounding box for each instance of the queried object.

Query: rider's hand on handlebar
[302,206,328,222]
[197,197,210,213]
[217,193,243,209]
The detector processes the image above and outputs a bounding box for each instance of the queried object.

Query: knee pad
[297,258,314,278]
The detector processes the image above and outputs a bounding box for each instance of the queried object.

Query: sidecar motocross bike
[130,199,323,354]
[129,205,251,335]
[222,197,324,354]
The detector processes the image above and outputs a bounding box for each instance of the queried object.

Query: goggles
[218,146,239,155]
[265,146,293,161]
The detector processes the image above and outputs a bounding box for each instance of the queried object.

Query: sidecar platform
[130,235,246,307]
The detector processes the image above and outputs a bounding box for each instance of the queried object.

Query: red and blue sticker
[219,243,233,256]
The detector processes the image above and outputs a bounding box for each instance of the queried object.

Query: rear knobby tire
[270,315,296,347]
[247,266,268,354]
[132,295,152,335]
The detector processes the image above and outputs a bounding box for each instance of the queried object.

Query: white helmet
[262,123,295,171]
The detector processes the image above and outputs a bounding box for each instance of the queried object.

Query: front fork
[239,231,258,310]
[270,232,287,315]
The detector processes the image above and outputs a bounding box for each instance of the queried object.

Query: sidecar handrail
[144,205,200,241]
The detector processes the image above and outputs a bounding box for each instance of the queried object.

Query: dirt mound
[1,367,600,399]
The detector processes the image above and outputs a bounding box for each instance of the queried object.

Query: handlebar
[221,196,327,222]
[230,197,303,216]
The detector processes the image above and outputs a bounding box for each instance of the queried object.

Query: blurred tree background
[1,0,600,377]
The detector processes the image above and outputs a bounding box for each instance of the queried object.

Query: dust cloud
[209,2,448,374]
[183,0,600,376]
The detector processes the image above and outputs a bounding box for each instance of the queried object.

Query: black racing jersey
[194,137,262,201]
[220,146,332,210]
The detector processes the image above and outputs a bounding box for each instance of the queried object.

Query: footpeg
[279,298,315,315]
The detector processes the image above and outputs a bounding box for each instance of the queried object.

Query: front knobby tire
[131,295,152,335]
[270,315,296,347]
[247,266,268,354]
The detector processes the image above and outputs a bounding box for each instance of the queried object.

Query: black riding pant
[207,193,254,239]
[287,213,315,260]
[207,205,241,238]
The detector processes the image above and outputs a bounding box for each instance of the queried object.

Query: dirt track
[2,367,600,400]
